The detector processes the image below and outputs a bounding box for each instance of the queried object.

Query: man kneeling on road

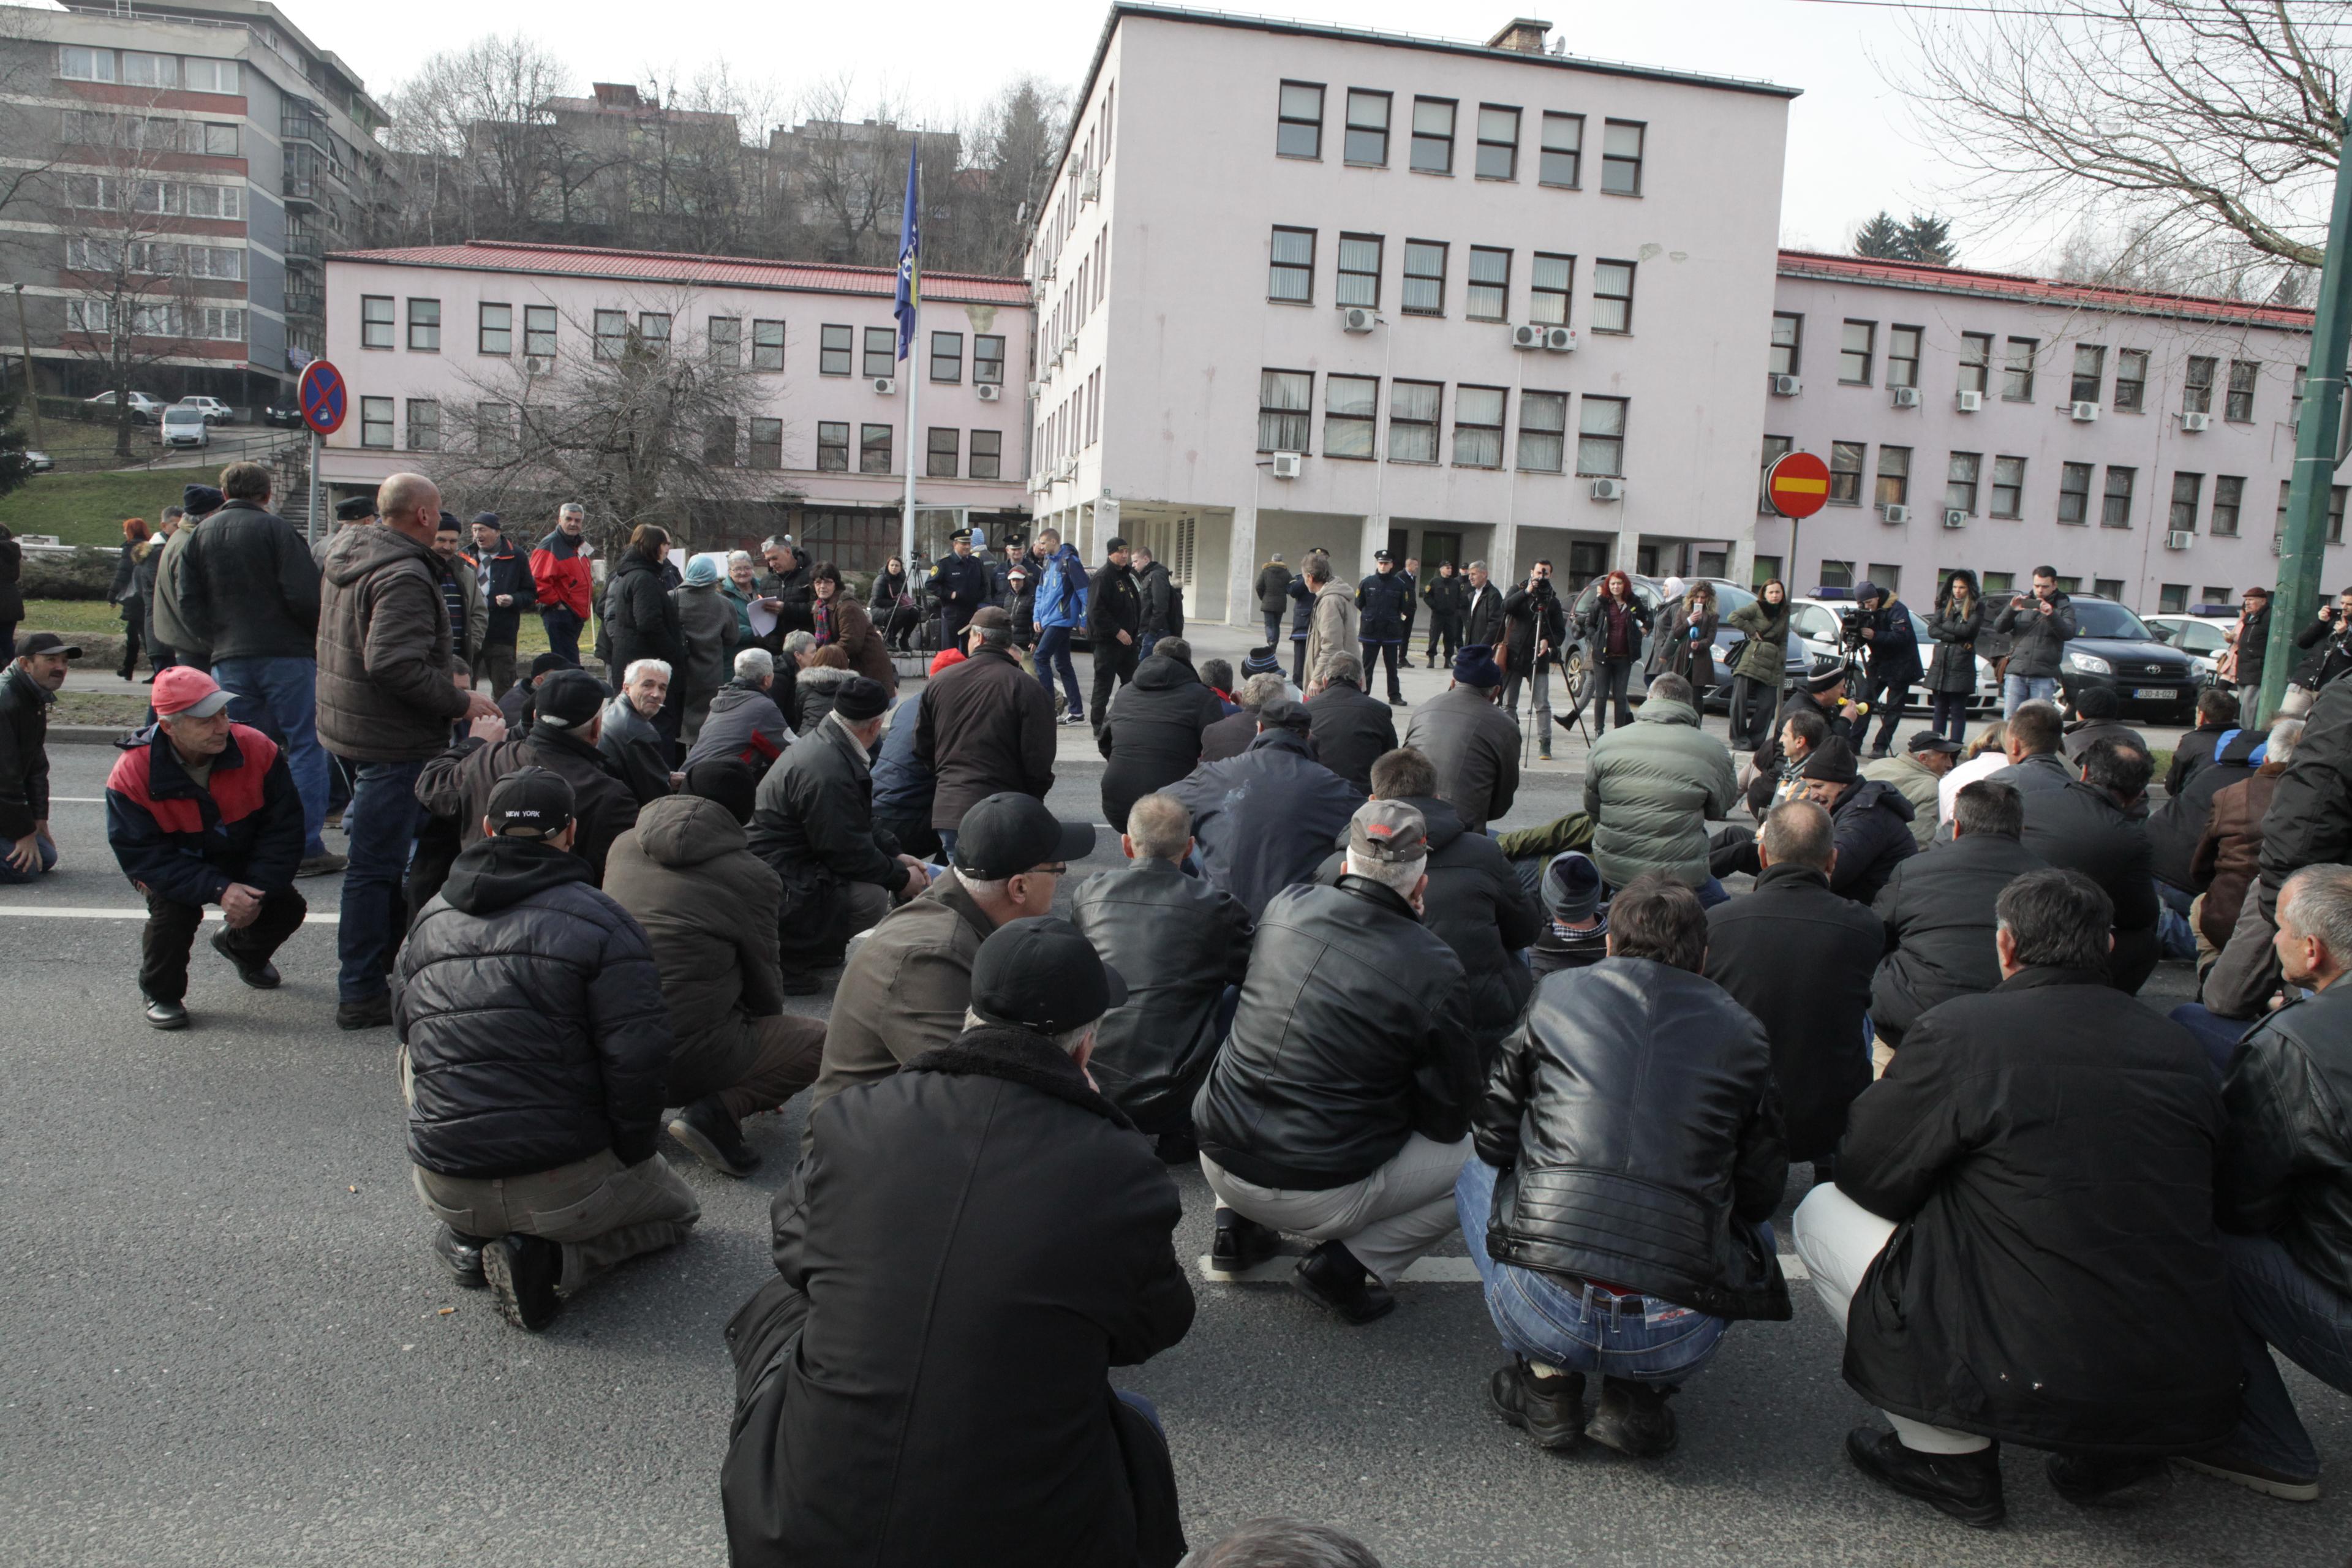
[0,631,74,884]
[105,667,307,1030]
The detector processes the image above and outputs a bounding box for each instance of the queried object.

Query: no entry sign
[298,359,347,436]
[1764,450,1831,519]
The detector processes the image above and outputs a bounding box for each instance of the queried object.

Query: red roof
[1777,249,2314,333]
[324,241,1031,306]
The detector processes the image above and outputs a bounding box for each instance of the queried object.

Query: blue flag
[895,141,920,361]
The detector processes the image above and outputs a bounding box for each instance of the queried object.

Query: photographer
[2292,587,2352,692]
[1992,567,2077,715]
[1504,560,1572,758]
[1849,581,1921,761]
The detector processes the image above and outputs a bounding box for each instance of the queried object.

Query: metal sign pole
[307,426,322,545]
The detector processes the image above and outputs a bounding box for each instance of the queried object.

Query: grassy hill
[0,471,197,546]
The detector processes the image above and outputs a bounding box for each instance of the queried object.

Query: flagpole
[900,145,922,573]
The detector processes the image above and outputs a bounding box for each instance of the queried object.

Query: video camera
[1837,605,1874,652]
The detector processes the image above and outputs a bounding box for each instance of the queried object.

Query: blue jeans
[541,607,584,665]
[337,758,425,1001]
[2002,673,2060,716]
[1035,625,1082,716]
[213,656,328,858]
[2220,1231,2352,1481]
[0,830,58,884]
[1455,1156,1739,1385]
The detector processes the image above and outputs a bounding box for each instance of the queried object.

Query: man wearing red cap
[105,666,307,1030]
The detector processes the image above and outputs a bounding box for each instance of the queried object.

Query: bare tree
[957,75,1071,273]
[0,9,61,227]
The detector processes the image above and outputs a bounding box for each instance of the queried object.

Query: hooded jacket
[416,722,641,880]
[1860,597,1923,687]
[1169,728,1362,922]
[530,527,595,620]
[605,552,686,674]
[176,497,320,662]
[748,712,911,971]
[396,835,672,1180]
[1401,684,1520,834]
[1303,578,1359,680]
[316,523,473,763]
[1823,777,1920,905]
[105,722,303,905]
[1924,597,1984,694]
[1096,651,1224,831]
[1868,829,2048,1045]
[1305,677,1396,796]
[1581,698,1738,887]
[1033,544,1090,630]
[684,678,793,777]
[913,646,1057,830]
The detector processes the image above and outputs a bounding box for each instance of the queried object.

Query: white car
[2143,613,2231,687]
[174,395,234,425]
[1789,596,2002,712]
[86,390,166,424]
[158,403,211,450]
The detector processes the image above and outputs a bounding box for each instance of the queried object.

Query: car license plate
[2132,687,2174,701]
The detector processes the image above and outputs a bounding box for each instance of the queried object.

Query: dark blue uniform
[929,551,992,646]
[1356,568,1414,703]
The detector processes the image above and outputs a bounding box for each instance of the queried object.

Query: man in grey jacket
[1992,566,2076,716]
[1401,645,1519,834]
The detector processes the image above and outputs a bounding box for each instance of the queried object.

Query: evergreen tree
[1903,213,1958,265]
[1853,211,1909,260]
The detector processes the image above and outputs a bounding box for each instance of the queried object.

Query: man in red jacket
[530,502,595,665]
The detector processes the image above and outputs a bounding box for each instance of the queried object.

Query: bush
[20,545,118,600]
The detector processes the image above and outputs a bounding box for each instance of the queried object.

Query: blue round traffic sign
[298,359,346,435]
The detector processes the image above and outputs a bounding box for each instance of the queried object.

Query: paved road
[4,718,2337,1567]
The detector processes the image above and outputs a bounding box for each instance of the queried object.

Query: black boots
[1585,1376,1679,1457]
[433,1226,487,1288]
[1208,1207,1280,1273]
[1845,1427,2005,1528]
[1488,1359,1585,1450]
[1291,1239,1395,1324]
[668,1098,761,1177]
[210,928,282,989]
[483,1234,564,1332]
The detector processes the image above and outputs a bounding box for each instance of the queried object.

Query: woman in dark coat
[604,524,688,750]
[1924,569,1983,745]
[868,555,921,652]
[1576,570,1650,735]
[1723,579,1791,751]
[812,562,896,691]
[1660,580,1721,693]
[111,517,151,680]
[1096,641,1225,832]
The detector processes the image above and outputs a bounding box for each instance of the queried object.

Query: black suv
[2054,595,2200,724]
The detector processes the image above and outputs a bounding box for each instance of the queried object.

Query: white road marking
[0,905,338,924]
[1199,1253,1809,1286]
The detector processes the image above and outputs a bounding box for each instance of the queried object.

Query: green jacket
[1724,599,1790,684]
[1580,698,1738,887]
[1863,753,1943,848]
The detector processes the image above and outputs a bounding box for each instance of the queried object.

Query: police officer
[1356,550,1414,706]
[929,529,992,649]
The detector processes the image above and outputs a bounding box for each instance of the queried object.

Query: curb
[51,725,133,747]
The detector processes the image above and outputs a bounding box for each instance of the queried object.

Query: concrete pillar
[1228,504,1257,627]
[1613,521,1643,576]
[1490,516,1519,589]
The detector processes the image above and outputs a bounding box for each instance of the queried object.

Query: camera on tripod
[1837,605,1873,652]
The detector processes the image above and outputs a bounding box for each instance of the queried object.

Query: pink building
[318,241,1033,565]
[1763,251,2332,614]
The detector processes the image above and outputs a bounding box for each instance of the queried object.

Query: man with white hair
[601,658,675,805]
[1193,799,1479,1324]
[685,646,793,777]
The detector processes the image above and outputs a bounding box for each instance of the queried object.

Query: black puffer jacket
[2256,675,2352,921]
[605,551,685,673]
[2021,780,2159,992]
[1474,956,1790,1321]
[417,722,641,880]
[1868,830,2046,1046]
[1304,677,1396,796]
[748,714,911,971]
[1193,878,1477,1191]
[1924,598,1983,694]
[2218,984,2352,1302]
[1355,570,1414,639]
[395,836,672,1180]
[1070,858,1254,1134]
[1169,729,1363,922]
[176,497,320,662]
[1096,651,1223,832]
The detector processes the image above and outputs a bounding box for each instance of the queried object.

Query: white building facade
[1027,6,1797,623]
[1763,251,2333,614]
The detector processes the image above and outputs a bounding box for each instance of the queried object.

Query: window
[2070,344,2105,405]
[630,314,671,351]
[742,417,781,470]
[1476,105,1519,179]
[2169,471,2204,533]
[202,123,236,156]
[2184,355,2215,414]
[2292,366,2308,429]
[1591,260,1634,334]
[1466,247,1510,321]
[1868,566,1904,598]
[1819,560,1855,590]
[970,429,1003,480]
[2102,466,2136,528]
[183,58,237,94]
[1518,391,1567,473]
[1410,97,1455,173]
[1362,381,1428,466]
[130,179,180,215]
[2227,359,2258,422]
[1344,89,1390,165]
[1453,386,1504,468]
[2212,475,2244,537]
[59,47,115,83]
[1577,396,1628,476]
[405,399,440,451]
[859,424,892,475]
[816,422,849,472]
[2205,583,2236,605]
[2091,577,2125,601]
[1752,554,1783,588]
[185,183,239,219]
[1403,241,1447,315]
[1981,571,2015,596]
[64,299,110,334]
[1768,312,1803,376]
[360,396,393,449]
[65,235,121,272]
[927,427,959,478]
[2114,349,2148,412]
[1829,440,1865,505]
[121,51,177,88]
[819,324,852,376]
[361,296,394,350]
[478,402,519,453]
[191,306,243,342]
[1336,235,1382,309]
[1539,112,1582,186]
[1888,326,1921,390]
[2002,337,2037,401]
[930,330,963,383]
[862,327,896,379]
[1945,451,1981,514]
[707,316,740,366]
[1601,120,1644,194]
[2159,584,2188,614]
[478,303,511,356]
[594,309,627,360]
[1518,253,1573,327]
[1840,320,1875,384]
[1268,227,1315,303]
[1257,369,1311,453]
[1874,445,1910,508]
[1277,81,1323,158]
[1991,455,2026,518]
[1958,331,1992,394]
[2058,462,2094,525]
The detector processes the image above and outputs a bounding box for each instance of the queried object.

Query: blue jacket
[1866,600,1924,686]
[870,694,935,821]
[1033,545,1090,630]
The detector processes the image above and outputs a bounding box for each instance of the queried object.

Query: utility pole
[12,283,45,449]
[2260,110,2352,725]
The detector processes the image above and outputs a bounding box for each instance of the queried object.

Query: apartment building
[1763,251,2331,614]
[318,241,1033,564]
[1025,6,1796,623]
[0,0,390,407]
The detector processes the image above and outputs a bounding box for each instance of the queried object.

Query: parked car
[159,403,211,450]
[262,402,306,429]
[175,396,234,425]
[86,390,165,424]
[2047,595,2200,722]
[1562,573,1822,712]
[1789,594,2003,712]
[2143,612,2232,688]
[21,448,53,473]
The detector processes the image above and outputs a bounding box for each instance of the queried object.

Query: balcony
[283,284,323,318]
[282,104,330,152]
[284,230,324,265]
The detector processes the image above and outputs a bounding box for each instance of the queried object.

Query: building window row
[59,173,243,219]
[65,300,244,341]
[63,236,243,279]
[1259,368,1626,475]
[1270,226,1630,329]
[59,47,240,94]
[1276,81,1644,194]
[60,108,241,156]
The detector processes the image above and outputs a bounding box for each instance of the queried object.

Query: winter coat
[417,723,641,881]
[395,836,671,1181]
[1136,561,1179,637]
[2218,982,2352,1302]
[724,1025,1192,1568]
[865,569,913,620]
[2021,781,2160,991]
[108,538,139,606]
[105,722,303,905]
[1255,561,1295,616]
[672,578,740,701]
[868,694,934,826]
[1504,582,1571,671]
[1724,598,1790,685]
[1861,598,1923,687]
[928,551,992,637]
[812,594,895,690]
[2227,602,2272,692]
[790,663,861,736]
[1823,777,1920,905]
[1574,593,1646,668]
[1654,601,1719,689]
[1924,597,1984,695]
[0,527,19,626]
[1071,858,1255,1134]
[0,663,52,842]
[1169,729,1363,923]
[1199,708,1257,763]
[465,535,538,645]
[1304,677,1396,796]
[1033,545,1090,630]
[1835,968,2238,1455]
[748,712,911,970]
[1705,864,1883,1162]
[1087,560,1142,646]
[2167,720,2255,799]
[601,794,784,1107]
[2148,727,2264,891]
[605,552,686,674]
[1580,698,1738,888]
[529,529,595,620]
[1860,753,1943,846]
[684,679,793,777]
[1989,590,2078,680]
[1476,956,1790,1320]
[2061,715,2146,763]
[1194,877,1477,1191]
[1355,570,1413,640]
[1460,581,1507,650]
[2191,770,2282,951]
[809,874,998,1117]
[1303,578,1359,679]
[2293,611,2352,690]
[1096,651,1223,832]
[1401,684,1520,835]
[2256,676,2352,922]
[914,646,1057,831]
[1286,573,1314,638]
[1985,749,2076,801]
[176,497,320,662]
[598,696,674,807]
[1421,572,1468,625]
[1868,830,2046,1046]
[315,523,473,764]
[149,521,208,666]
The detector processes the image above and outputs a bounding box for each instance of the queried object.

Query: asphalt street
[3,682,2340,1567]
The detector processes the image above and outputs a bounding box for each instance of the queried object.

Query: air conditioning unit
[1080,171,1101,203]
[1769,374,1801,397]
[1891,385,1921,409]
[1942,508,1967,529]
[2165,529,2195,550]
[1270,451,1303,479]
[976,383,1001,402]
[523,355,552,375]
[1061,336,1078,360]
[1543,326,1577,352]
[1956,388,1984,412]
[1882,503,1911,524]
[2070,400,2100,422]
[1039,260,1055,281]
[1589,477,1626,502]
[2272,535,2285,556]
[1025,380,1044,400]
[872,377,897,396]
[1341,306,1376,334]
[2181,410,2211,432]
[1510,323,1542,350]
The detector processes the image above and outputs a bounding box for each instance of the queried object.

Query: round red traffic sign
[298,359,346,436]
[1764,450,1832,519]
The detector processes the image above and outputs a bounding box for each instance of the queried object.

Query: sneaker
[1291,1239,1395,1324]
[143,997,189,1030]
[209,928,281,989]
[1487,1359,1585,1451]
[1844,1426,2005,1528]
[336,993,393,1031]
[1585,1376,1679,1458]
[482,1234,563,1331]
[667,1096,761,1178]
[1060,711,1088,726]
[296,851,349,878]
[1209,1208,1281,1273]
[2047,1452,2169,1507]
[2175,1449,2321,1502]
[432,1226,488,1289]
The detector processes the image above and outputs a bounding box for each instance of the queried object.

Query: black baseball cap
[950,793,1095,880]
[970,916,1126,1035]
[1907,731,1964,756]
[334,494,377,522]
[1257,696,1311,732]
[16,631,80,659]
[486,766,574,837]
[532,668,606,730]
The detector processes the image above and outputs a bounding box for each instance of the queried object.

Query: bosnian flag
[894,141,920,361]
